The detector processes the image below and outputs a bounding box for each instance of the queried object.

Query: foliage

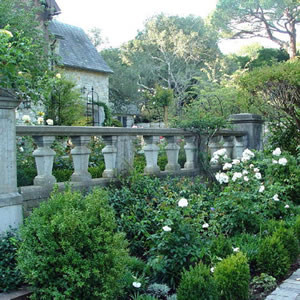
[177,263,218,300]
[249,273,277,300]
[294,215,300,242]
[256,235,290,279]
[212,0,300,57]
[0,229,24,292]
[147,283,171,299]
[94,101,113,126]
[273,225,300,264]
[45,75,85,126]
[17,188,129,300]
[214,252,250,300]
[209,234,233,262]
[238,60,300,130]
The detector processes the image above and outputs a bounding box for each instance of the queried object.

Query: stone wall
[63,67,109,105]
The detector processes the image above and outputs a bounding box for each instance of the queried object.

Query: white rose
[37,117,44,125]
[178,198,188,207]
[249,164,254,168]
[210,267,215,273]
[255,172,262,180]
[22,115,31,123]
[253,168,260,173]
[163,226,171,232]
[232,159,240,165]
[132,282,141,288]
[244,176,249,182]
[46,119,54,126]
[242,170,248,175]
[273,194,279,201]
[272,159,278,164]
[223,163,232,171]
[233,247,240,252]
[272,147,281,156]
[259,185,265,193]
[202,223,209,229]
[242,149,255,158]
[278,158,287,166]
[285,204,290,209]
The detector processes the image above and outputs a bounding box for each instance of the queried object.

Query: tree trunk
[288,21,297,59]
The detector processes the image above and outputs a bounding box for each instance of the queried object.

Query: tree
[212,0,300,58]
[121,14,220,111]
[87,27,108,51]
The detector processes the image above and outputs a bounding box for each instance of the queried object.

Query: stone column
[143,136,160,175]
[165,136,181,172]
[184,136,197,169]
[230,114,264,150]
[208,135,223,157]
[223,136,234,159]
[70,136,92,182]
[102,136,117,178]
[0,89,23,232]
[32,136,56,186]
[233,136,246,159]
[115,136,135,175]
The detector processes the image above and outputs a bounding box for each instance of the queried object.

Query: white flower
[232,159,240,165]
[278,158,287,166]
[242,149,255,158]
[272,147,281,156]
[18,71,23,75]
[249,164,254,168]
[285,204,290,209]
[19,147,24,152]
[37,117,44,125]
[242,170,248,175]
[273,194,279,201]
[56,73,61,79]
[215,172,229,184]
[178,198,188,207]
[132,282,141,288]
[210,156,219,164]
[253,168,260,173]
[46,119,54,125]
[241,156,250,162]
[244,176,249,182]
[163,226,171,232]
[259,185,265,193]
[255,172,262,180]
[233,247,240,252]
[223,163,232,171]
[213,148,227,157]
[22,115,31,123]
[202,223,209,229]
[210,267,215,273]
[232,172,242,182]
[272,159,278,164]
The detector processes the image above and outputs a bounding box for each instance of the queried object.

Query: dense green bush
[273,225,300,264]
[293,215,300,242]
[209,234,233,262]
[0,230,24,292]
[17,188,129,300]
[214,252,250,300]
[256,235,290,279]
[177,263,218,300]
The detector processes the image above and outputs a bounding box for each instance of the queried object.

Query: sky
[55,0,277,53]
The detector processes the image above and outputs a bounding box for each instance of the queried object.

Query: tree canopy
[212,0,300,58]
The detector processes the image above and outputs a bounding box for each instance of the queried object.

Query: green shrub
[17,188,129,300]
[273,225,300,264]
[214,252,250,300]
[257,235,290,279]
[147,283,171,299]
[293,215,300,242]
[17,167,36,186]
[177,263,218,300]
[52,168,72,182]
[0,230,24,292]
[209,234,233,261]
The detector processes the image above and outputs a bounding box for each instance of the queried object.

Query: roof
[45,0,61,16]
[48,20,113,74]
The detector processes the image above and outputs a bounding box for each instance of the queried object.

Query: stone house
[18,0,113,126]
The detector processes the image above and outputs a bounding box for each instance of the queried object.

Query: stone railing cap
[229,113,264,123]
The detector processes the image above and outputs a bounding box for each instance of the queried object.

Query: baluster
[208,136,223,157]
[143,136,160,175]
[184,136,197,169]
[233,136,246,159]
[102,136,117,178]
[70,136,92,182]
[32,136,56,186]
[223,136,234,159]
[165,136,181,172]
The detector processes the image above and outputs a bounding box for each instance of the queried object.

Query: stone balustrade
[1,89,264,232]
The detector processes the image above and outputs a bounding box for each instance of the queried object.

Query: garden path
[265,268,300,300]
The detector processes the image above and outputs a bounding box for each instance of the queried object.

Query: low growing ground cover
[1,147,300,299]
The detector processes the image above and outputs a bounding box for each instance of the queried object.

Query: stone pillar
[230,114,264,150]
[70,136,92,182]
[0,89,23,232]
[208,135,223,157]
[165,136,181,172]
[115,136,135,175]
[184,136,197,169]
[223,136,234,159]
[143,136,160,175]
[102,136,117,178]
[233,136,246,159]
[32,136,56,186]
